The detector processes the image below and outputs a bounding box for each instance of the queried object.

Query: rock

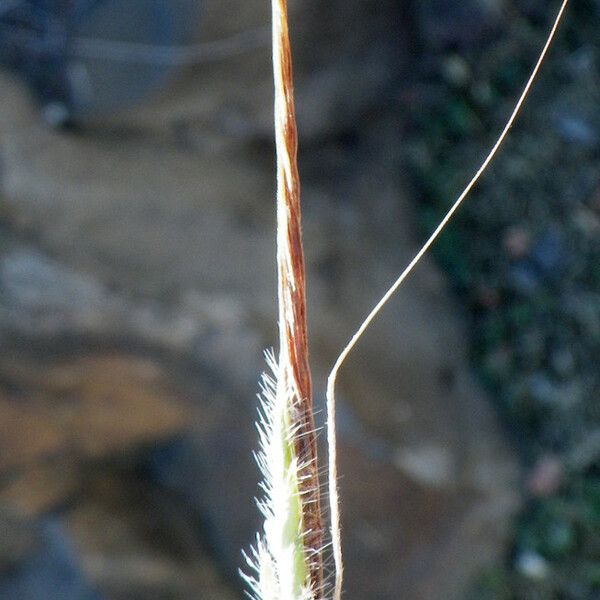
[1,354,186,459]
[0,464,79,516]
[0,397,64,473]
[0,510,39,570]
[44,356,185,458]
[0,247,127,338]
[73,0,407,143]
[339,435,515,600]
[0,513,103,600]
[0,353,187,514]
[147,409,261,580]
[416,0,504,49]
[65,473,238,600]
[0,244,261,365]
[393,444,458,487]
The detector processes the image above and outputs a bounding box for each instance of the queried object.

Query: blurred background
[0,1,598,599]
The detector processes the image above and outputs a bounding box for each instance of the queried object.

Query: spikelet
[242,0,324,599]
[242,353,315,600]
[245,1,569,600]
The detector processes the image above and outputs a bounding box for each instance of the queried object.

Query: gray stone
[417,0,504,49]
[0,514,103,600]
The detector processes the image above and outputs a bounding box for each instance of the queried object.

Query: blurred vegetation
[407,2,600,598]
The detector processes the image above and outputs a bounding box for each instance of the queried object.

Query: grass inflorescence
[244,2,569,599]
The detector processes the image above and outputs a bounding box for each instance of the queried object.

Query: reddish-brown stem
[272,0,324,597]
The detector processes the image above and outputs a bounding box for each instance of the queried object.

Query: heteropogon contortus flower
[242,1,324,599]
[243,1,569,599]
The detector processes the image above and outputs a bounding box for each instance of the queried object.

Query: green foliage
[407,3,600,598]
